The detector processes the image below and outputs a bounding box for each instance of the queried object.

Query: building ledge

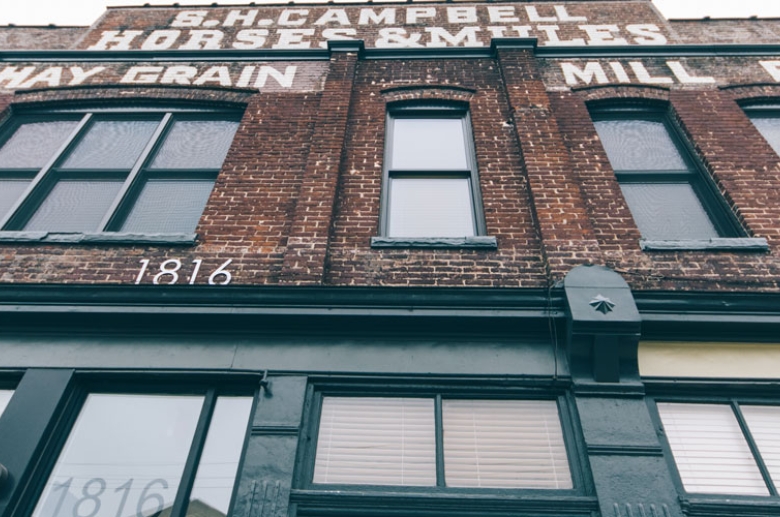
[640,237,769,252]
[371,236,498,249]
[0,231,196,245]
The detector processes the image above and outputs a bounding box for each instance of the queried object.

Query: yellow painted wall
[639,341,780,379]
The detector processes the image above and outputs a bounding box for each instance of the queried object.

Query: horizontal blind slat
[442,400,572,489]
[313,397,436,486]
[657,403,768,496]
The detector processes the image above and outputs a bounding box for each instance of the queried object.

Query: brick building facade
[0,2,779,517]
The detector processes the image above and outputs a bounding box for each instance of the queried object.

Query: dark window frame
[293,379,592,507]
[0,106,242,240]
[591,103,745,242]
[648,393,780,510]
[378,101,488,240]
[17,372,259,517]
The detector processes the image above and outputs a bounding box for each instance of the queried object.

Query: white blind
[313,397,436,486]
[442,399,572,489]
[657,403,768,495]
[741,405,780,491]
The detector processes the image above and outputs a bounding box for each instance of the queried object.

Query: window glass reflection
[186,397,253,517]
[0,389,13,417]
[32,394,204,517]
[750,116,780,156]
[390,118,468,171]
[61,120,159,171]
[0,121,78,169]
[594,119,687,171]
[388,177,474,237]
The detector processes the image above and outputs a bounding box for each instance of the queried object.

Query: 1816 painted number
[135,259,233,285]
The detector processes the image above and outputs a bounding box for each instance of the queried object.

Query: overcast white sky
[0,1,778,26]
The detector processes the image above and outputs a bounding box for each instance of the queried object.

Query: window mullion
[98,113,173,232]
[0,114,91,230]
[733,401,778,496]
[169,389,218,517]
[435,394,445,487]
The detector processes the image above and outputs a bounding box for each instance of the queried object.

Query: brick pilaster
[280,42,361,284]
[493,40,602,282]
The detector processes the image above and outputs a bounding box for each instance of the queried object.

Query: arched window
[0,106,241,239]
[744,103,780,157]
[380,102,485,239]
[591,105,743,241]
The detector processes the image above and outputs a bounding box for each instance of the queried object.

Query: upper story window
[0,108,240,237]
[592,107,743,241]
[744,104,780,156]
[381,103,485,239]
[656,401,780,496]
[31,390,253,517]
[312,396,573,489]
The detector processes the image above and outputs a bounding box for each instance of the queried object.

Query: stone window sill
[370,236,498,249]
[0,231,197,245]
[640,238,769,252]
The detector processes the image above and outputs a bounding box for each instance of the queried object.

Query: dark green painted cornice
[0,284,561,314]
[2,42,780,63]
[0,284,779,338]
[0,284,564,335]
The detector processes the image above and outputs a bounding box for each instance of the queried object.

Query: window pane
[594,119,688,171]
[388,177,475,237]
[0,121,78,169]
[620,183,719,240]
[741,405,780,491]
[0,390,13,418]
[657,403,768,495]
[120,179,215,234]
[150,120,239,170]
[61,120,158,170]
[313,397,436,486]
[187,396,253,517]
[391,118,468,170]
[0,179,31,220]
[32,394,205,517]
[443,400,572,489]
[750,116,780,156]
[24,180,123,232]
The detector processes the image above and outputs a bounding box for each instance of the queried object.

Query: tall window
[593,108,742,241]
[745,105,780,156]
[657,401,780,496]
[0,109,240,235]
[31,391,253,517]
[382,103,484,238]
[312,396,573,489]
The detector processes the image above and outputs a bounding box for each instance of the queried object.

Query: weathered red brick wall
[0,86,309,286]
[669,19,780,44]
[75,2,670,51]
[0,94,12,118]
[324,56,548,287]
[549,85,780,291]
[0,27,86,50]
[2,3,780,291]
